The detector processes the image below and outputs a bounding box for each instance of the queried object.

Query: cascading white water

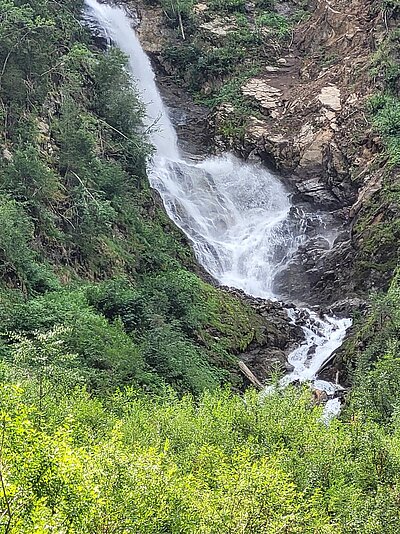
[153,155,300,297]
[84,0,351,412]
[85,0,300,298]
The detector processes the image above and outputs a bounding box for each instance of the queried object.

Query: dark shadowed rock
[223,288,305,385]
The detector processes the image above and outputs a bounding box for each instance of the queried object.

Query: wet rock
[153,73,212,157]
[222,288,304,384]
[295,177,340,208]
[83,7,111,49]
[327,297,368,317]
[273,235,343,305]
[241,348,288,383]
[317,353,352,388]
[285,362,295,372]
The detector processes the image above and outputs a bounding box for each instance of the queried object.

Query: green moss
[355,15,400,286]
[352,170,400,287]
[201,283,264,353]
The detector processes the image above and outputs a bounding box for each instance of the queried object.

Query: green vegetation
[344,6,400,431]
[2,276,400,531]
[1,0,400,531]
[352,6,400,288]
[0,0,270,401]
[339,273,400,422]
[3,269,400,532]
[4,372,400,531]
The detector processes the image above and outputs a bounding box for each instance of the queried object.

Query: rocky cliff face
[236,0,382,208]
[132,0,381,194]
[124,1,399,383]
[219,0,392,305]
[130,0,394,308]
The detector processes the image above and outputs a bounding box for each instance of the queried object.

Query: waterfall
[84,0,351,413]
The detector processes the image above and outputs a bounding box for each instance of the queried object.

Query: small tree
[8,326,84,423]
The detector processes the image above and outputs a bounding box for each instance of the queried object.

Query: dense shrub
[1,381,400,532]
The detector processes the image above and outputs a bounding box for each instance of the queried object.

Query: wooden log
[239,361,263,389]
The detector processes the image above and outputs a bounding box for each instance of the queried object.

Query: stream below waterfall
[85,0,352,420]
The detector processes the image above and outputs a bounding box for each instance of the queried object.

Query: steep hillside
[133,0,400,384]
[0,0,301,398]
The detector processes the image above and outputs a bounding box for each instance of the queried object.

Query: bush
[369,93,400,165]
[2,385,400,531]
[208,0,247,13]
[256,12,291,38]
[142,322,223,395]
[346,275,400,425]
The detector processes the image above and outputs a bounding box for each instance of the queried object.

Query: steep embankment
[0,0,305,397]
[1,2,400,531]
[131,0,400,386]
